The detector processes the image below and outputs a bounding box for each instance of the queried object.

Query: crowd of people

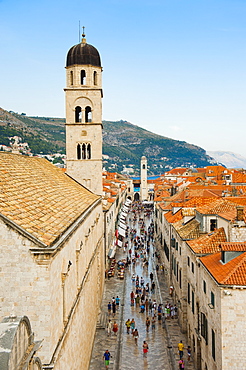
[103,201,192,369]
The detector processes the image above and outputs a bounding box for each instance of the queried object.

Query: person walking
[112,321,118,336]
[107,319,112,337]
[112,300,116,317]
[103,350,111,370]
[116,296,120,310]
[187,346,191,361]
[142,341,149,357]
[146,317,150,332]
[178,340,184,359]
[130,318,135,333]
[125,319,131,334]
[107,302,111,316]
[179,358,185,369]
[133,328,139,345]
[151,315,156,330]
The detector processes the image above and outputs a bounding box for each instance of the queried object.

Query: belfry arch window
[85,106,92,122]
[93,71,98,85]
[77,143,91,160]
[75,106,82,123]
[143,164,146,169]
[81,70,86,85]
[87,143,91,159]
[77,144,81,159]
[82,143,86,159]
[70,71,73,85]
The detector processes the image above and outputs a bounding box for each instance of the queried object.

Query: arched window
[82,144,86,159]
[70,71,73,85]
[77,144,81,159]
[81,70,86,85]
[93,71,97,85]
[87,143,91,159]
[85,106,92,122]
[143,164,146,169]
[75,106,82,123]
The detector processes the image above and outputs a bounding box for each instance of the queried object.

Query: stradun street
[89,201,195,370]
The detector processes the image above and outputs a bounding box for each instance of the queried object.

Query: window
[77,144,81,159]
[191,290,195,314]
[143,164,146,169]
[187,283,190,304]
[176,241,178,251]
[201,313,208,344]
[179,269,182,289]
[211,291,215,307]
[212,329,215,360]
[203,280,206,294]
[93,71,97,85]
[70,71,73,85]
[187,256,190,267]
[210,219,217,231]
[75,106,82,123]
[191,262,194,273]
[164,240,169,261]
[81,70,86,85]
[77,143,91,160]
[85,106,92,122]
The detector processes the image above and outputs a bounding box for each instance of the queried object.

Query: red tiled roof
[200,251,246,285]
[187,228,227,254]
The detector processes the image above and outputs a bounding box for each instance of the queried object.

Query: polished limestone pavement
[89,211,195,370]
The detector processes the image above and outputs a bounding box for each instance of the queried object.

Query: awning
[119,222,126,230]
[117,240,123,247]
[122,206,128,212]
[108,246,116,259]
[121,211,127,217]
[118,227,126,237]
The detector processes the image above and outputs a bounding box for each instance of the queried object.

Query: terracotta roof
[174,218,200,240]
[165,209,183,223]
[219,242,246,252]
[200,252,246,285]
[0,153,100,247]
[196,198,237,218]
[187,227,227,254]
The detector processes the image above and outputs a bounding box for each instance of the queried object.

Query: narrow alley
[89,202,195,370]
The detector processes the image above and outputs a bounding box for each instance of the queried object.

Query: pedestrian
[142,341,149,357]
[169,285,173,296]
[150,272,153,282]
[151,315,156,330]
[157,304,162,323]
[156,264,159,272]
[103,349,111,370]
[151,281,155,293]
[112,300,116,317]
[116,296,120,310]
[130,318,135,333]
[125,319,131,334]
[135,294,140,306]
[107,302,111,316]
[187,346,191,361]
[146,317,150,332]
[112,321,118,336]
[107,319,112,337]
[179,358,185,369]
[140,303,145,313]
[133,328,139,345]
[178,340,184,359]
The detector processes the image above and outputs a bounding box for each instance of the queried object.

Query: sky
[0,0,245,157]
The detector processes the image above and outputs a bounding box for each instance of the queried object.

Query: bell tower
[64,30,103,195]
[140,156,148,201]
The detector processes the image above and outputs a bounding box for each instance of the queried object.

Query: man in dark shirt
[103,350,111,369]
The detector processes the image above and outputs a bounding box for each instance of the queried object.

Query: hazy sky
[0,0,245,156]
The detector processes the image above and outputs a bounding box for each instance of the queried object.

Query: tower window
[93,71,98,85]
[85,106,92,122]
[77,144,81,159]
[87,143,91,159]
[81,70,86,85]
[70,71,73,85]
[143,164,145,169]
[82,143,86,159]
[75,106,82,123]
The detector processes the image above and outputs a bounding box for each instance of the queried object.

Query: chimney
[236,206,244,221]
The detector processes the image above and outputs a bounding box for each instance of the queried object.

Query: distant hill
[207,151,246,169]
[0,107,214,175]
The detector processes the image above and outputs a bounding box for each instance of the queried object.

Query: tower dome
[66,40,101,67]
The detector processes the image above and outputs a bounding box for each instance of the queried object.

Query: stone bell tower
[64,30,103,195]
[140,156,148,201]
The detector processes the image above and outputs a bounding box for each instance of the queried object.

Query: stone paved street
[89,207,195,370]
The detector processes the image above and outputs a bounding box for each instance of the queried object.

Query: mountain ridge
[0,107,215,175]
